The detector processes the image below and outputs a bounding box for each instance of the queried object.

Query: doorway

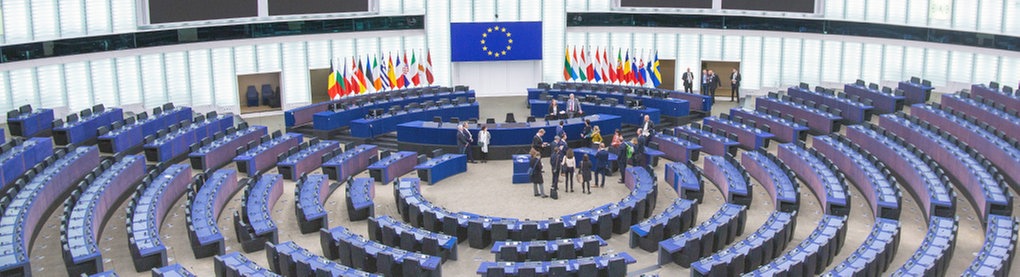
[702,60,740,100]
[657,59,676,90]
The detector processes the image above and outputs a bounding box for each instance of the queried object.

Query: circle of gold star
[480,25,512,58]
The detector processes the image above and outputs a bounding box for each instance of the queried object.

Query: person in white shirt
[566,93,583,118]
[641,114,654,137]
[478,125,491,163]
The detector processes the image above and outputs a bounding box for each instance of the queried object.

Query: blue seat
[246,86,259,107]
[262,84,279,108]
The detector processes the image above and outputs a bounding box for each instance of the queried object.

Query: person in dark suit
[556,120,566,139]
[531,129,548,155]
[595,143,609,188]
[580,119,593,148]
[550,135,563,198]
[730,68,742,102]
[640,115,654,138]
[548,99,560,117]
[530,151,547,198]
[708,70,721,98]
[682,68,694,93]
[456,124,474,163]
[566,93,583,118]
[635,131,654,180]
[580,155,593,194]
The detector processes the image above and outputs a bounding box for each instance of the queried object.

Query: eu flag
[450,21,543,62]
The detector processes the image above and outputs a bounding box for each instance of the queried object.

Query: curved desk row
[965,214,1018,276]
[321,144,378,181]
[52,106,123,146]
[491,235,605,262]
[368,151,418,184]
[266,241,379,277]
[151,264,196,277]
[526,99,660,125]
[844,82,905,114]
[233,132,302,176]
[942,93,1020,140]
[826,218,901,276]
[276,139,339,180]
[351,102,479,138]
[748,214,848,275]
[970,83,1019,113]
[702,155,751,206]
[898,79,934,105]
[664,161,703,201]
[296,174,335,234]
[185,169,240,258]
[674,125,738,157]
[235,174,283,252]
[629,198,698,252]
[476,252,636,277]
[527,87,689,117]
[313,90,474,131]
[395,114,622,160]
[144,114,233,163]
[189,125,266,171]
[6,106,53,138]
[691,210,797,276]
[346,178,376,221]
[846,124,955,219]
[285,86,442,128]
[881,114,1011,219]
[702,116,773,151]
[756,96,841,135]
[0,146,99,276]
[811,135,900,219]
[415,154,467,185]
[651,134,702,163]
[369,215,458,261]
[911,104,1020,192]
[788,85,873,124]
[320,225,443,277]
[728,108,808,144]
[214,252,279,277]
[777,143,850,216]
[0,137,53,189]
[62,154,146,276]
[657,203,747,267]
[550,81,711,113]
[892,216,957,276]
[127,163,192,272]
[98,105,192,154]
[740,150,799,213]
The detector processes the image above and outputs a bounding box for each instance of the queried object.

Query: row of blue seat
[321,144,379,181]
[276,138,339,180]
[185,169,241,258]
[970,82,1019,114]
[126,163,192,272]
[731,108,809,144]
[844,80,905,114]
[214,252,279,277]
[491,235,605,262]
[235,173,283,252]
[151,264,197,277]
[233,131,302,176]
[527,98,661,125]
[61,154,146,276]
[911,103,1020,192]
[550,81,713,112]
[811,134,901,220]
[702,116,774,151]
[351,101,481,138]
[295,174,335,234]
[528,86,691,117]
[663,161,704,201]
[702,155,751,206]
[188,124,265,171]
[369,215,458,261]
[691,210,797,276]
[98,104,192,154]
[143,113,233,163]
[943,92,1020,140]
[6,104,53,137]
[674,125,738,157]
[657,203,747,267]
[244,84,280,108]
[0,137,53,189]
[882,113,1012,219]
[0,146,99,276]
[651,134,702,163]
[284,85,443,127]
[965,214,1019,276]
[826,218,901,276]
[266,241,378,277]
[629,198,698,252]
[86,270,119,277]
[777,143,850,216]
[787,83,873,124]
[749,214,848,275]
[477,251,636,277]
[740,150,799,213]
[892,216,958,276]
[52,105,123,146]
[414,153,468,185]
[313,90,475,131]
[846,124,956,219]
[346,177,375,221]
[321,225,444,276]
[757,95,841,135]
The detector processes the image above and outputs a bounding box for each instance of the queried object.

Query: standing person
[591,125,603,146]
[566,93,583,118]
[595,143,609,188]
[636,129,654,180]
[531,129,548,155]
[530,151,547,198]
[611,129,624,153]
[580,155,593,194]
[460,122,476,163]
[730,68,742,102]
[682,68,695,93]
[457,124,472,163]
[701,69,709,96]
[640,115,655,138]
[556,120,566,139]
[549,135,563,199]
[618,138,634,184]
[478,125,491,163]
[709,70,721,98]
[580,119,593,148]
[561,149,576,193]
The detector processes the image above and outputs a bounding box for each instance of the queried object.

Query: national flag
[575,48,586,81]
[607,49,617,83]
[387,54,398,88]
[372,56,383,91]
[327,59,342,99]
[623,51,632,84]
[356,58,367,93]
[341,59,352,96]
[400,52,411,88]
[381,55,392,90]
[563,47,576,81]
[410,51,421,86]
[395,54,405,89]
[634,54,644,85]
[585,47,595,83]
[650,51,662,87]
[591,47,602,82]
[365,56,375,93]
[425,49,434,85]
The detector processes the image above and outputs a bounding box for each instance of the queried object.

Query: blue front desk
[528,99,660,125]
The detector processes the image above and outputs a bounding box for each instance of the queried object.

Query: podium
[512,154,531,184]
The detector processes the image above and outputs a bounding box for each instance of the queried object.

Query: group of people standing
[681,67,741,102]
[457,122,490,163]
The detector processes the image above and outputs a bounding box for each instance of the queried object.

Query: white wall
[452,61,541,97]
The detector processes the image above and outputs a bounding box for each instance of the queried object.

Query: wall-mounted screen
[147,0,258,24]
[268,0,370,16]
[620,0,713,9]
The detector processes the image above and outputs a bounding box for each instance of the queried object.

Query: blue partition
[414,154,467,185]
[941,93,1020,140]
[674,126,739,157]
[787,85,873,124]
[970,83,1018,113]
[528,86,690,117]
[728,108,808,144]
[897,79,933,105]
[185,169,240,258]
[127,164,192,272]
[651,134,702,162]
[703,117,773,150]
[756,96,841,135]
[528,99,660,125]
[844,82,904,114]
[964,214,1018,276]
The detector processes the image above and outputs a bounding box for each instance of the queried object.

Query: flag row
[563,46,662,88]
[327,49,436,100]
